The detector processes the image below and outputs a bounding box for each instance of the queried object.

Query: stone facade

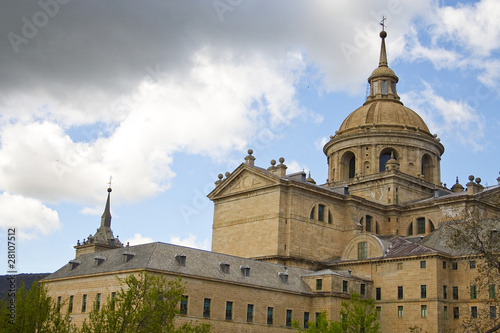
[43,31,500,333]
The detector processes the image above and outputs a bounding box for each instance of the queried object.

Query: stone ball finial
[270,159,276,166]
[218,174,223,180]
[247,149,253,155]
[279,157,285,164]
[107,187,112,193]
[475,177,481,184]
[380,30,387,39]
[225,172,230,178]
[468,175,475,181]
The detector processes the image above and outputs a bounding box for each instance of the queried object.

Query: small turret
[74,184,123,258]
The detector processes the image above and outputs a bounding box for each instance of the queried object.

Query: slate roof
[44,242,314,294]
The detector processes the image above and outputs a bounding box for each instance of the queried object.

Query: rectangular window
[398,306,403,318]
[471,306,477,318]
[443,261,447,269]
[358,242,367,260]
[420,260,426,268]
[267,307,273,325]
[318,204,325,222]
[57,296,61,312]
[225,301,233,320]
[81,294,87,312]
[417,217,426,234]
[180,295,188,315]
[453,286,459,300]
[421,305,427,317]
[470,285,477,299]
[69,295,74,313]
[444,306,448,319]
[381,80,388,95]
[452,262,458,270]
[469,260,476,269]
[489,284,496,299]
[398,286,403,300]
[247,304,254,323]
[491,306,497,319]
[376,306,381,319]
[96,293,101,311]
[366,216,372,232]
[316,279,323,291]
[111,292,116,310]
[286,309,292,327]
[443,285,447,299]
[304,312,309,329]
[421,285,427,299]
[360,284,366,296]
[453,307,459,319]
[342,280,348,293]
[397,262,403,270]
[376,288,381,300]
[203,298,211,318]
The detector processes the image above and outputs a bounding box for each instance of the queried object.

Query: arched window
[379,148,398,172]
[421,154,433,182]
[376,222,379,234]
[429,220,435,232]
[341,152,356,180]
[310,204,332,224]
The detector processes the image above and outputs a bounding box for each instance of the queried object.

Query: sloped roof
[44,242,314,294]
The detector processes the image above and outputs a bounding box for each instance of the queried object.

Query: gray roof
[44,242,314,294]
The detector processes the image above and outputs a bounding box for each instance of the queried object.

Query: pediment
[208,166,279,199]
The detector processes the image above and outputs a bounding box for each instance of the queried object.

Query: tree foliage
[447,208,500,333]
[79,271,210,333]
[294,292,379,333]
[0,280,71,333]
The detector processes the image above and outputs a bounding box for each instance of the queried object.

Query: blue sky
[1,0,499,273]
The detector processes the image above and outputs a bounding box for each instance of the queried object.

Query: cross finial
[380,16,386,31]
[107,176,113,188]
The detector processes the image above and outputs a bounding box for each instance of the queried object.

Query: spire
[101,187,112,228]
[379,30,388,67]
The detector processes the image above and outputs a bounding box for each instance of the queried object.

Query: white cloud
[315,136,329,151]
[125,233,154,246]
[401,81,485,150]
[0,192,60,239]
[0,48,306,205]
[169,234,210,250]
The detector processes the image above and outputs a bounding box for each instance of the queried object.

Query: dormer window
[278,272,288,283]
[69,260,81,270]
[122,252,136,263]
[220,262,230,274]
[175,254,186,266]
[240,265,250,277]
[94,256,106,266]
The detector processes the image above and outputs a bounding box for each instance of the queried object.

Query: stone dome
[338,100,430,133]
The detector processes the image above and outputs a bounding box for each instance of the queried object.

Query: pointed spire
[378,30,388,67]
[101,187,112,228]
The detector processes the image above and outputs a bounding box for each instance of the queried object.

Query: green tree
[294,293,379,333]
[79,271,210,333]
[446,208,500,333]
[0,279,71,333]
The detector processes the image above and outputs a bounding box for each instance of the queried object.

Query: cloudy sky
[1,0,499,273]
